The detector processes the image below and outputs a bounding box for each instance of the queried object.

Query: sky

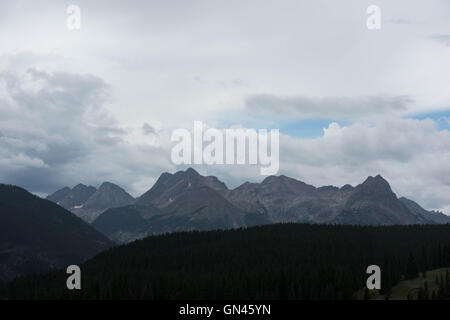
[1,0,450,213]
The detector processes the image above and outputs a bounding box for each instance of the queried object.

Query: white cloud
[0,152,48,170]
[0,66,174,196]
[1,64,450,213]
[276,117,450,212]
[1,0,450,126]
[1,1,450,214]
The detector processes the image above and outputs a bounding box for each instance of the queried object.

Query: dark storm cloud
[0,67,171,195]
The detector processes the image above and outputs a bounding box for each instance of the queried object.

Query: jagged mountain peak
[317,185,340,192]
[136,168,229,206]
[232,181,259,192]
[185,167,200,175]
[71,184,97,194]
[362,174,389,185]
[171,167,200,180]
[98,181,125,190]
[261,175,304,188]
[203,175,229,192]
[46,186,71,203]
[358,174,394,194]
[340,184,354,192]
[262,174,291,184]
[85,182,134,205]
[46,183,96,209]
[334,174,428,225]
[354,174,394,197]
[160,171,173,179]
[66,181,135,223]
[259,175,317,197]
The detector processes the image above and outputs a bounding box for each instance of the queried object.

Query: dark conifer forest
[1,223,450,300]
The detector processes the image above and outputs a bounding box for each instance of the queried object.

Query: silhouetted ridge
[0,184,113,282]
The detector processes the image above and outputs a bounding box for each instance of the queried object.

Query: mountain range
[2,169,449,281]
[45,168,449,243]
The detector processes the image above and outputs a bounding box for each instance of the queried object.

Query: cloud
[387,18,413,25]
[151,116,450,213]
[0,152,48,170]
[2,64,450,214]
[245,94,413,119]
[1,63,450,213]
[429,34,450,46]
[0,0,449,215]
[276,117,450,211]
[0,67,173,196]
[142,123,156,136]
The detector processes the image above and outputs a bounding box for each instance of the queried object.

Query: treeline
[2,223,450,300]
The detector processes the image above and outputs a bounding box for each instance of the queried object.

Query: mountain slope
[136,168,228,207]
[399,197,450,224]
[92,204,162,243]
[225,175,353,223]
[93,169,245,242]
[46,186,71,203]
[0,184,113,283]
[333,175,430,225]
[46,184,96,209]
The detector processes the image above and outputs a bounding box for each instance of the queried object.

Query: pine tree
[421,246,428,277]
[406,252,419,280]
[363,287,370,300]
[446,269,450,293]
[423,281,429,300]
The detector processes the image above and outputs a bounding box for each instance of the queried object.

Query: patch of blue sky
[277,118,351,138]
[408,109,450,131]
[217,116,349,139]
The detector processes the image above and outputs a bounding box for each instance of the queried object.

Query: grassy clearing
[354,268,450,300]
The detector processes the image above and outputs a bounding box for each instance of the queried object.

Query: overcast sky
[1,0,450,213]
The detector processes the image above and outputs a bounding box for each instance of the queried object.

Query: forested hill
[2,223,450,300]
[0,184,114,283]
